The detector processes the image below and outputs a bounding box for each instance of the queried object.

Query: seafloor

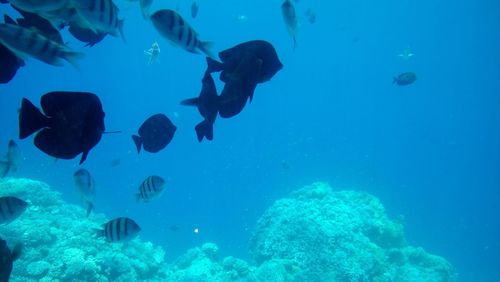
[0,178,456,281]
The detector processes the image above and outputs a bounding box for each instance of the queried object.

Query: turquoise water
[1,0,499,281]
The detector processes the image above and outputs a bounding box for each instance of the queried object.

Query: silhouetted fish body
[18,91,106,164]
[393,72,417,86]
[132,114,176,153]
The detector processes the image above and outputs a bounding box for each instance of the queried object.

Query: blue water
[1,0,499,281]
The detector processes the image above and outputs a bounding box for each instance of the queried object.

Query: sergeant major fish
[136,175,165,202]
[95,217,141,242]
[73,169,96,217]
[0,140,21,178]
[150,9,213,57]
[0,196,28,224]
[0,23,83,68]
[73,0,125,41]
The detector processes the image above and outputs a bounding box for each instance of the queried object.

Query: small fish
[169,225,180,231]
[18,91,106,164]
[0,23,83,68]
[95,217,141,242]
[73,169,96,217]
[0,237,22,282]
[191,2,199,19]
[0,140,21,178]
[0,196,28,224]
[393,72,417,86]
[181,71,219,142]
[305,8,316,24]
[136,175,165,202]
[73,0,125,41]
[281,0,298,49]
[132,114,176,154]
[144,41,160,64]
[150,9,213,57]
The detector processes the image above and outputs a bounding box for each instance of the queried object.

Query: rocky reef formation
[0,178,456,281]
[249,182,457,282]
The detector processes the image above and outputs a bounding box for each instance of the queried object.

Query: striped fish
[150,9,213,57]
[73,168,96,217]
[0,23,84,67]
[95,217,141,242]
[136,175,165,202]
[0,196,28,225]
[73,0,125,40]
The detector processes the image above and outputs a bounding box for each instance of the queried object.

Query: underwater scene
[0,0,499,281]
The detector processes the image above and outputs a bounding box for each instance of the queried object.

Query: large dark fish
[393,72,417,86]
[132,114,176,153]
[206,40,283,84]
[18,91,106,164]
[217,54,262,118]
[0,140,22,178]
[181,71,219,141]
[0,196,28,224]
[95,217,141,242]
[0,237,22,282]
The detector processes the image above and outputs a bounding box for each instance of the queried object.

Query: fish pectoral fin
[79,151,89,164]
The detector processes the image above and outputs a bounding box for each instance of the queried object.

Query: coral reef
[249,182,457,282]
[0,178,456,281]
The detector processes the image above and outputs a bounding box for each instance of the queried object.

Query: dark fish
[150,9,213,57]
[393,72,417,86]
[217,55,262,118]
[0,140,22,178]
[281,0,298,49]
[136,175,165,202]
[18,91,106,164]
[132,114,176,154]
[68,21,107,47]
[0,196,28,224]
[0,42,24,84]
[191,2,199,19]
[206,40,283,84]
[95,217,141,242]
[74,168,95,217]
[0,237,22,282]
[10,5,64,44]
[181,71,219,141]
[73,0,125,40]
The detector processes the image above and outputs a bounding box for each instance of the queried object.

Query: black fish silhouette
[132,114,176,153]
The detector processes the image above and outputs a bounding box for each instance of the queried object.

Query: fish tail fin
[206,57,223,73]
[93,228,104,238]
[195,119,213,142]
[132,135,142,153]
[0,161,10,178]
[64,50,85,69]
[180,97,199,106]
[118,19,126,43]
[11,243,22,261]
[198,41,215,59]
[79,151,89,165]
[86,202,94,217]
[19,98,48,139]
